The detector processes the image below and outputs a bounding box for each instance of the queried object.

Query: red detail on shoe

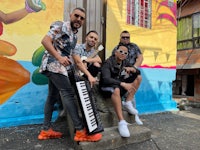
[74,128,102,142]
[38,128,63,140]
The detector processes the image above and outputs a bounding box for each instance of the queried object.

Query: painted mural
[0,0,178,128]
[106,0,177,68]
[106,0,177,113]
[0,0,64,127]
[0,0,46,105]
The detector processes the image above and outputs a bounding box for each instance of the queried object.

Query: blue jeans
[43,71,84,130]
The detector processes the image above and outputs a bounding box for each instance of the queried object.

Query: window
[193,13,200,48]
[127,0,151,28]
[177,13,200,50]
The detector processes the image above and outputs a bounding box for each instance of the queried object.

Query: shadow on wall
[136,68,178,114]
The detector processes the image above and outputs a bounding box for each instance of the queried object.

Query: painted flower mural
[32,45,48,85]
[0,26,30,104]
[0,0,45,104]
[0,56,30,104]
[156,0,177,26]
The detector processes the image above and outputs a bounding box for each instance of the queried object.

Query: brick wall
[177,49,200,69]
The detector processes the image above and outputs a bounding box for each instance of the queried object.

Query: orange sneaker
[74,128,102,142]
[38,128,63,140]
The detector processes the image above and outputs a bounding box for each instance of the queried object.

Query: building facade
[174,0,200,102]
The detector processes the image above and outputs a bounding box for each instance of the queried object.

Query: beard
[71,21,81,32]
[87,41,95,48]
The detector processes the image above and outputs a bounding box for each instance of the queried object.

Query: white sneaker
[123,102,138,115]
[122,101,125,106]
[118,120,130,137]
[135,115,143,125]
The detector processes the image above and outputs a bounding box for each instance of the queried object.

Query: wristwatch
[133,65,137,69]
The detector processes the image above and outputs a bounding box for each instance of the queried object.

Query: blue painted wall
[0,62,177,128]
[136,68,177,114]
[0,61,57,128]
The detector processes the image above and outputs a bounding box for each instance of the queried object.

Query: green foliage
[32,68,48,85]
[32,45,45,66]
[31,45,48,85]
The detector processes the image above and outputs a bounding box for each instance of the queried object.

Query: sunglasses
[74,14,85,20]
[121,36,130,39]
[117,49,128,55]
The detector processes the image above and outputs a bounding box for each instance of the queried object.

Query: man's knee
[137,75,142,82]
[112,88,120,96]
[93,62,101,68]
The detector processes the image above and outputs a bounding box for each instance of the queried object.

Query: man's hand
[58,56,71,67]
[124,67,134,74]
[121,82,136,93]
[88,75,97,88]
[124,66,141,75]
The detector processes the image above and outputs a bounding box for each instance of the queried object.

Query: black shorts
[100,73,138,98]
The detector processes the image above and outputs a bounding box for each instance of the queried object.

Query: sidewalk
[0,107,200,150]
[115,107,200,150]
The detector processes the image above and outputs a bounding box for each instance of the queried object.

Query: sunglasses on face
[117,49,128,55]
[121,36,130,39]
[74,14,85,21]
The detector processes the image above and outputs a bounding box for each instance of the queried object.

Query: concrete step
[76,124,151,150]
[99,110,136,128]
[65,85,152,149]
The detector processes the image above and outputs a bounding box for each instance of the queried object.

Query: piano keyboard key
[76,81,98,132]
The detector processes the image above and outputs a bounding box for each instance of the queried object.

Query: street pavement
[0,107,200,150]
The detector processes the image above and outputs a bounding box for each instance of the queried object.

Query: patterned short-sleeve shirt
[72,43,96,58]
[72,43,97,74]
[126,43,142,65]
[39,21,77,76]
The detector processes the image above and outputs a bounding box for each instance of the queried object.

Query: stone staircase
[66,85,151,150]
[77,125,151,150]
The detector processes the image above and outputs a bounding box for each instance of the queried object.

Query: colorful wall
[0,0,64,127]
[0,0,178,128]
[106,0,178,114]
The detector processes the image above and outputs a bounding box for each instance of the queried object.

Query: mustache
[70,21,81,31]
[73,20,81,25]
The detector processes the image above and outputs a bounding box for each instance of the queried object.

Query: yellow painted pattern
[106,0,177,67]
[0,0,64,104]
[0,0,64,61]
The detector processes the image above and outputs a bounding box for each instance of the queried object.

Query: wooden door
[64,0,107,60]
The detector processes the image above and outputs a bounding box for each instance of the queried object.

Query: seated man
[72,30,104,134]
[72,30,102,82]
[99,44,142,137]
[112,30,143,125]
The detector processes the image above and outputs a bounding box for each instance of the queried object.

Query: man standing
[38,7,102,142]
[112,30,143,125]
[100,44,141,137]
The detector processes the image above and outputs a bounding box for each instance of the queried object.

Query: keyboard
[76,81,98,133]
